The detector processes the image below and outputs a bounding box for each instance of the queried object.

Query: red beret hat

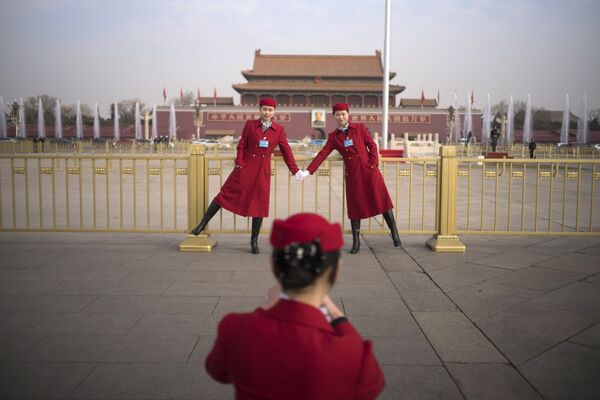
[259,98,277,108]
[332,102,349,114]
[270,213,343,252]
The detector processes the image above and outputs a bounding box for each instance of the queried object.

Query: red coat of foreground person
[205,299,385,400]
[306,123,394,219]
[214,119,299,217]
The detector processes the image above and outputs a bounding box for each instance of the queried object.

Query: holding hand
[295,170,311,181]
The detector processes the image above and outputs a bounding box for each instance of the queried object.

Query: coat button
[262,155,265,158]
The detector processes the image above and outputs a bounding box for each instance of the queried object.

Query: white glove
[295,170,310,181]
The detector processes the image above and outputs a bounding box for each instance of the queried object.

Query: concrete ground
[0,231,599,399]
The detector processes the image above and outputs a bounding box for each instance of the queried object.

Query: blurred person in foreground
[205,212,385,399]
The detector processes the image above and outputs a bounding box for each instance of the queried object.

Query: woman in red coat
[302,103,400,253]
[205,213,385,399]
[191,98,302,254]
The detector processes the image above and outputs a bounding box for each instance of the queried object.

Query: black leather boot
[191,200,221,236]
[382,209,401,247]
[250,217,263,254]
[350,219,361,254]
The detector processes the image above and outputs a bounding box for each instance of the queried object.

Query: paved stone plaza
[0,231,599,399]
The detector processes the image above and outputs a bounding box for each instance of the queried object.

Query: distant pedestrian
[529,140,537,159]
[491,128,500,152]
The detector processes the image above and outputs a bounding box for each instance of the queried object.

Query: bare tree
[112,99,145,124]
[171,91,195,107]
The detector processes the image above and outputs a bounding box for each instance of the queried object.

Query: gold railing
[454,143,600,159]
[196,154,439,235]
[2,144,599,253]
[0,153,189,232]
[0,139,191,155]
[454,157,600,235]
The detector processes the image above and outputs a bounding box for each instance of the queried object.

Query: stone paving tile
[0,267,130,282]
[0,333,47,362]
[164,282,271,297]
[372,252,423,273]
[85,258,193,271]
[187,335,217,364]
[413,311,506,363]
[486,266,587,292]
[520,342,600,400]
[429,262,509,290]
[330,283,401,298]
[0,362,96,400]
[22,334,198,363]
[0,295,97,313]
[477,302,598,365]
[408,250,491,272]
[350,314,423,338]
[0,280,61,295]
[121,270,233,283]
[400,290,459,312]
[341,297,411,317]
[447,281,543,321]
[534,253,600,275]
[373,336,441,366]
[335,269,391,284]
[447,363,542,400]
[388,271,438,292]
[586,273,600,285]
[379,365,463,400]
[47,281,173,296]
[0,313,141,335]
[227,269,275,284]
[82,295,218,314]
[211,296,264,317]
[532,282,600,316]
[570,322,600,349]
[70,363,233,399]
[471,250,555,270]
[128,314,220,336]
[577,244,600,257]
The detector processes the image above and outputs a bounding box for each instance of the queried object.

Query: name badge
[259,139,269,148]
[344,139,353,147]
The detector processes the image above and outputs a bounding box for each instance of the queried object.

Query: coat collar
[336,122,355,135]
[255,118,277,131]
[260,299,334,333]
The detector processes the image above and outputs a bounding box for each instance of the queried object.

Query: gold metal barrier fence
[454,157,600,236]
[2,143,598,253]
[454,143,600,159]
[0,139,191,155]
[0,153,189,232]
[192,153,439,235]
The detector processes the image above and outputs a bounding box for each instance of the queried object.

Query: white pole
[382,0,391,150]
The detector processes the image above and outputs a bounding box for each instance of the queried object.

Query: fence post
[179,143,217,251]
[426,145,466,252]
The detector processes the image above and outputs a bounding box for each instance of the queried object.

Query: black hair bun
[281,240,324,274]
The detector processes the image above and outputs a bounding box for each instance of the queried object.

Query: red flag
[180,88,184,102]
[213,87,217,106]
[420,90,425,109]
[471,90,474,105]
[162,87,167,103]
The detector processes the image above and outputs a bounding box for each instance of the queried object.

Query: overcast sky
[1,0,599,116]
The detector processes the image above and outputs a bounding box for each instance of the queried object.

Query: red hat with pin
[270,213,343,252]
[332,102,349,114]
[259,98,277,108]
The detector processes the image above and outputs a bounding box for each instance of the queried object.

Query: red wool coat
[214,119,299,217]
[206,299,385,400]
[307,123,394,219]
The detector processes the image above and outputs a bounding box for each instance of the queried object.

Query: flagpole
[382,0,391,150]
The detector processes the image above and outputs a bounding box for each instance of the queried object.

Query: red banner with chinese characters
[350,114,431,124]
[207,112,292,122]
